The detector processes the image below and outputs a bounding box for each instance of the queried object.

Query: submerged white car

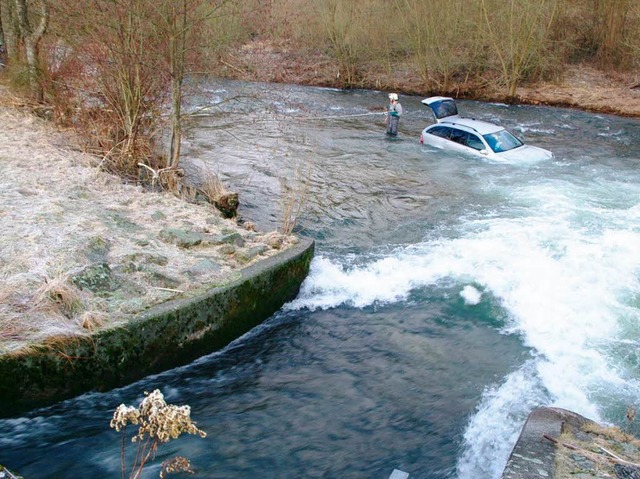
[419,96,553,161]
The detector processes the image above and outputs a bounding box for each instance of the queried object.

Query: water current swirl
[2,80,640,478]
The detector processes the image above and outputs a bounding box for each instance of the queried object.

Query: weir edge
[0,238,315,417]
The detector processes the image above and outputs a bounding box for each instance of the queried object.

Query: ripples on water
[2,81,640,478]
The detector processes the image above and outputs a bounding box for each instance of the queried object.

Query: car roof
[438,117,503,135]
[422,97,505,134]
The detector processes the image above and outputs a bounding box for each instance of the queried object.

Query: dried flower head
[110,404,141,431]
[160,456,194,478]
[110,389,206,478]
[114,390,206,443]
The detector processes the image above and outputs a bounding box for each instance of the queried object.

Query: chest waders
[386,115,399,136]
[387,107,400,136]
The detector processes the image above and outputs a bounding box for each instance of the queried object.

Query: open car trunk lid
[421,96,460,123]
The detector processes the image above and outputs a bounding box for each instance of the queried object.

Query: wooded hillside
[1,0,638,173]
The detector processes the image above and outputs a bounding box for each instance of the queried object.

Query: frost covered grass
[0,88,296,354]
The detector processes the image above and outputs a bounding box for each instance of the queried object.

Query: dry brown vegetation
[110,389,206,479]
[549,420,640,478]
[212,0,640,117]
[2,0,640,179]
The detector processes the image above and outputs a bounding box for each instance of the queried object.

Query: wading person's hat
[389,93,398,101]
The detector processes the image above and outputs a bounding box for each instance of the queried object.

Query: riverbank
[0,93,297,353]
[0,48,636,476]
[0,82,314,417]
[217,40,640,118]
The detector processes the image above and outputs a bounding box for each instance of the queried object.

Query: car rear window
[432,100,458,119]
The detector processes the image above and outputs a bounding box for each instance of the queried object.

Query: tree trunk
[0,0,18,62]
[15,0,49,100]
[168,0,187,169]
[169,80,182,168]
[0,7,4,64]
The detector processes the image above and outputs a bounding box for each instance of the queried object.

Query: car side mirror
[480,149,489,156]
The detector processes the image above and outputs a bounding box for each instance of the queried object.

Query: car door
[465,133,485,152]
[424,125,454,149]
[447,128,475,155]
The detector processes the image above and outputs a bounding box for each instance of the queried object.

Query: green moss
[0,238,314,417]
[106,211,142,232]
[72,263,118,294]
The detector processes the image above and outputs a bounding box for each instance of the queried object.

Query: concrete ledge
[0,238,314,417]
[503,407,640,478]
[501,407,594,479]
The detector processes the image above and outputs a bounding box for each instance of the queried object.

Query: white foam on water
[457,361,549,479]
[287,174,640,478]
[513,121,555,135]
[460,285,482,305]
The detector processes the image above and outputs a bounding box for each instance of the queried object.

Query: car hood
[495,144,554,162]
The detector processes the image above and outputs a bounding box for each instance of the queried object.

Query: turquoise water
[1,81,640,478]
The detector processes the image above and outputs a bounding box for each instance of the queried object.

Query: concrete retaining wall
[502,407,640,478]
[0,238,314,417]
[501,407,595,479]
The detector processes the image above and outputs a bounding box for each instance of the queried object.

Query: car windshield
[483,129,523,153]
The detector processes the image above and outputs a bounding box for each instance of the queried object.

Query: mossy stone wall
[0,238,314,417]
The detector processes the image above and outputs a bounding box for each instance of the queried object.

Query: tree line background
[0,0,638,179]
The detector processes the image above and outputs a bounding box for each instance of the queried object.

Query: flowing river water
[2,80,640,478]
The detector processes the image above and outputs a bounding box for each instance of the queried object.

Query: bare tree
[394,0,478,90]
[165,0,189,168]
[0,11,4,65]
[45,0,233,179]
[620,1,640,74]
[15,0,48,99]
[316,0,367,85]
[479,0,559,98]
[152,0,228,169]
[592,0,634,67]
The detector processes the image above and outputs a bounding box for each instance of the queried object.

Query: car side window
[428,126,451,139]
[466,134,484,151]
[450,129,468,145]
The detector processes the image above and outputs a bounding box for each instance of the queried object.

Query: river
[1,80,640,478]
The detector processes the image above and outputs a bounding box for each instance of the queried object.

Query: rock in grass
[72,262,118,294]
[159,228,205,248]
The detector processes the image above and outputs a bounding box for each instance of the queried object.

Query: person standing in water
[386,93,403,136]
